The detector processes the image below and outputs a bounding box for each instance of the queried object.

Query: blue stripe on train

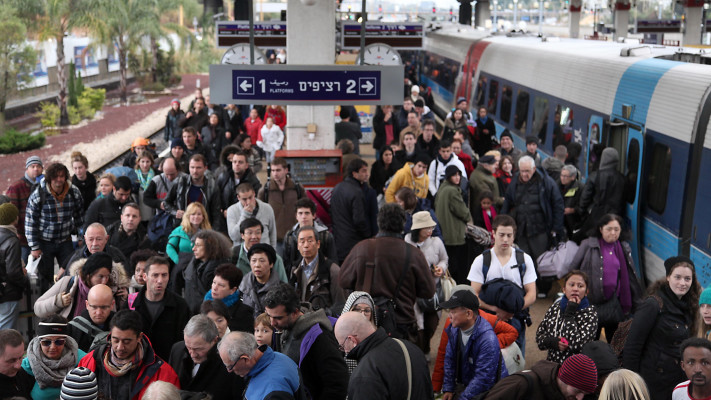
[691,246,711,288]
[612,58,677,123]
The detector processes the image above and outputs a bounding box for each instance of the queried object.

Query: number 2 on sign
[259,79,266,92]
[346,80,356,93]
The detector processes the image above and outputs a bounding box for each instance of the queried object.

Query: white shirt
[672,380,708,400]
[467,249,537,288]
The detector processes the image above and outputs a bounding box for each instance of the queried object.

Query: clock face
[360,44,402,66]
[221,44,265,65]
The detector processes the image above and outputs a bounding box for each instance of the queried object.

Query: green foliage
[0,3,37,113]
[68,63,77,107]
[67,105,81,125]
[81,87,105,112]
[37,101,60,128]
[142,81,165,92]
[0,128,46,154]
[76,70,84,95]
[77,97,94,119]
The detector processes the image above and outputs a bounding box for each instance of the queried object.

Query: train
[403,26,711,287]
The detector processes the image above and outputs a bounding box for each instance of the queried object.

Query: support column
[683,0,704,45]
[613,0,630,40]
[285,0,336,150]
[458,0,474,25]
[569,0,582,38]
[475,0,491,28]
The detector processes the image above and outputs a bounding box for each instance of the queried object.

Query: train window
[626,139,640,204]
[532,96,549,145]
[476,77,487,107]
[501,85,513,123]
[555,105,573,148]
[420,52,459,92]
[647,143,671,213]
[514,90,530,133]
[488,80,499,115]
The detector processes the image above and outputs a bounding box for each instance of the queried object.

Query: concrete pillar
[285,0,335,151]
[683,0,704,45]
[613,0,630,40]
[569,0,582,38]
[475,1,491,28]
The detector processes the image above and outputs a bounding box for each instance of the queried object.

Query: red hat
[557,354,598,394]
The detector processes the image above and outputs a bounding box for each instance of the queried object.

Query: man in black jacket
[0,203,28,330]
[83,176,133,232]
[168,315,245,400]
[106,203,151,270]
[217,150,261,213]
[131,255,190,361]
[67,284,115,352]
[0,329,34,399]
[335,311,433,400]
[330,159,373,263]
[164,154,223,232]
[59,223,128,278]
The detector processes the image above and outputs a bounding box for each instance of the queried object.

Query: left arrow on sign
[240,80,253,92]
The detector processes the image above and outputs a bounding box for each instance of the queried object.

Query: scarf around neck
[27,336,80,389]
[49,181,70,204]
[73,277,91,318]
[103,336,145,377]
[136,168,155,191]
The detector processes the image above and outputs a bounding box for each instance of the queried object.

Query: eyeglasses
[338,336,353,352]
[226,355,247,372]
[40,339,66,347]
[352,307,372,316]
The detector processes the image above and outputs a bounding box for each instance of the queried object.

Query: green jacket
[236,244,289,283]
[434,180,472,246]
[166,226,192,265]
[469,164,502,209]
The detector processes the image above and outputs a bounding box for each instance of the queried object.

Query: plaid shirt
[25,179,84,250]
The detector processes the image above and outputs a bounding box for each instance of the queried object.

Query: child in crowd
[254,313,274,347]
[700,286,711,339]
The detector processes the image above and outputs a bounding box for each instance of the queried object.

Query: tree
[0,4,37,131]
[144,0,192,84]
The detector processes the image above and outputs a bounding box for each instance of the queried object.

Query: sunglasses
[40,338,66,347]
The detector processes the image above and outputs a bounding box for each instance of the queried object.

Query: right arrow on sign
[361,80,374,92]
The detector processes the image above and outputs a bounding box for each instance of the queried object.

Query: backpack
[67,315,111,352]
[471,370,535,400]
[609,294,663,365]
[147,210,174,242]
[32,181,78,213]
[481,248,526,283]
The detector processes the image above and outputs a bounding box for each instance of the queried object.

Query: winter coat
[203,290,255,333]
[372,107,401,150]
[216,168,262,212]
[339,236,436,325]
[444,317,507,398]
[244,346,300,400]
[0,226,28,303]
[166,226,193,265]
[83,193,127,232]
[542,157,565,182]
[165,109,185,140]
[569,238,642,306]
[404,234,448,274]
[283,221,338,273]
[559,179,583,236]
[257,177,304,240]
[289,253,345,314]
[239,269,282,317]
[274,309,348,400]
[258,124,284,153]
[106,221,151,266]
[469,164,504,209]
[168,342,245,400]
[385,163,430,203]
[234,244,288,283]
[347,327,434,400]
[0,367,34,399]
[226,199,277,247]
[78,335,180,400]
[183,257,223,314]
[335,120,362,155]
[6,176,34,246]
[623,284,693,400]
[34,258,128,319]
[369,158,401,196]
[417,135,440,159]
[330,176,372,262]
[474,117,497,156]
[428,155,467,197]
[222,107,243,135]
[244,117,264,144]
[72,174,97,213]
[164,174,224,232]
[132,287,191,362]
[179,108,209,131]
[578,148,626,226]
[265,106,287,130]
[434,180,472,247]
[502,170,565,238]
[25,179,84,248]
[482,360,566,400]
[535,297,598,363]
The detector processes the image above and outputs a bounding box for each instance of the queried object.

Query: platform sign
[216,21,286,49]
[340,22,423,49]
[636,19,681,33]
[209,64,404,106]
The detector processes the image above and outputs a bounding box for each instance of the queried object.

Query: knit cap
[0,203,19,225]
[26,155,43,169]
[61,367,98,400]
[82,252,113,277]
[581,341,618,377]
[557,354,598,394]
[500,130,513,140]
[700,286,711,306]
[171,138,187,151]
[171,98,181,105]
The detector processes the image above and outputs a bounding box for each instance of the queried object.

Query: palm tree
[145,0,193,84]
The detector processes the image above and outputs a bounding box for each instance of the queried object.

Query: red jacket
[265,106,287,130]
[431,313,519,392]
[78,335,180,400]
[244,117,264,144]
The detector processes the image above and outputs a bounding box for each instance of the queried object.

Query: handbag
[364,242,411,337]
[536,240,580,279]
[501,342,526,374]
[596,295,625,326]
[440,269,456,301]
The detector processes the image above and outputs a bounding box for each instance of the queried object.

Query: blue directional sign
[210,65,404,106]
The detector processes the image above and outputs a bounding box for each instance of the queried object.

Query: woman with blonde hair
[95,173,115,200]
[598,369,651,400]
[166,202,211,265]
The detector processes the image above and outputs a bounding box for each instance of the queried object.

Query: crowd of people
[0,88,709,400]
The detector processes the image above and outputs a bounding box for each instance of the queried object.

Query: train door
[586,115,604,179]
[607,120,645,280]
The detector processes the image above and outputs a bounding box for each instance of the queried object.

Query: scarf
[599,239,633,313]
[559,295,590,310]
[102,336,145,377]
[479,116,489,124]
[135,168,155,191]
[204,288,242,307]
[27,336,80,389]
[481,207,497,233]
[73,277,91,317]
[0,224,18,235]
[49,181,70,204]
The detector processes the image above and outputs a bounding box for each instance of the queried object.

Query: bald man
[335,311,434,400]
[66,284,116,352]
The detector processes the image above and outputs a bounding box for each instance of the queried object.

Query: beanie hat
[457,97,467,105]
[581,341,618,377]
[558,354,598,394]
[26,155,43,169]
[479,155,497,165]
[82,252,113,277]
[0,203,19,225]
[700,286,711,306]
[445,165,461,180]
[171,98,181,105]
[664,255,695,276]
[37,321,68,338]
[525,135,539,145]
[411,85,420,93]
[61,367,98,400]
[171,138,187,151]
[500,130,513,140]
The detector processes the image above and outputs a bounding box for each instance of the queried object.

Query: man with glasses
[78,309,180,399]
[168,315,245,400]
[289,226,344,315]
[264,283,348,400]
[334,311,433,400]
[218,331,299,400]
[67,284,116,352]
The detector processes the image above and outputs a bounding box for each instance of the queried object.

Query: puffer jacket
[502,169,565,238]
[239,269,282,317]
[164,174,223,232]
[443,316,508,398]
[0,225,28,303]
[34,258,129,319]
[434,180,472,247]
[535,297,598,364]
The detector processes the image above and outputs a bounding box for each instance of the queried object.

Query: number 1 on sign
[346,80,356,93]
[259,79,266,92]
